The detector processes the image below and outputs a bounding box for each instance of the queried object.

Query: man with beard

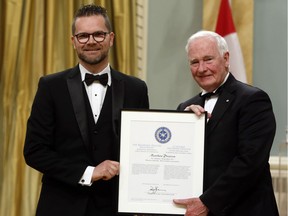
[24,4,149,216]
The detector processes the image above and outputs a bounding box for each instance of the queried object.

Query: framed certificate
[118,109,206,215]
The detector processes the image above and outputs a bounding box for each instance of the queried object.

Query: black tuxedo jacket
[177,74,278,216]
[24,65,149,216]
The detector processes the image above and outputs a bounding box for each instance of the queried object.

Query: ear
[109,32,115,47]
[223,51,230,68]
[71,36,76,49]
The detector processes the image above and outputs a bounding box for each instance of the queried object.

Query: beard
[77,49,109,65]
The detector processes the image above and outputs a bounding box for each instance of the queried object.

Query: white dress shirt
[80,64,111,123]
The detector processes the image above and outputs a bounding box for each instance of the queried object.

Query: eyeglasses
[74,31,110,44]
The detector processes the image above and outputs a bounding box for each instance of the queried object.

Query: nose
[87,35,97,44]
[198,60,207,72]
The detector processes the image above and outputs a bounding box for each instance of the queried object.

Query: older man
[174,30,279,216]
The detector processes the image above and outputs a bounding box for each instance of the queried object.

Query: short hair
[71,4,112,35]
[185,30,229,56]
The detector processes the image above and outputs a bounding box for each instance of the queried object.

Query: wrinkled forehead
[188,37,220,57]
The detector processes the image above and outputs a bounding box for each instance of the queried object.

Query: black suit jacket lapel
[66,66,90,149]
[111,69,124,137]
[207,74,235,134]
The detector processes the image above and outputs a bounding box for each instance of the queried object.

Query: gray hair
[185,30,229,56]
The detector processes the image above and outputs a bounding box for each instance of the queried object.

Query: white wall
[147,0,202,110]
[253,0,287,155]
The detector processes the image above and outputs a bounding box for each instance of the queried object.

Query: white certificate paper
[118,110,206,215]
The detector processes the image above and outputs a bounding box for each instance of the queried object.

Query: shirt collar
[79,64,112,86]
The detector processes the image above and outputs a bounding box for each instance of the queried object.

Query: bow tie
[200,86,223,100]
[84,73,108,86]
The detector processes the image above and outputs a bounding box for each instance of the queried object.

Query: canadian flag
[215,0,247,83]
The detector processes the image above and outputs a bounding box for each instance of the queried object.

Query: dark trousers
[84,196,116,216]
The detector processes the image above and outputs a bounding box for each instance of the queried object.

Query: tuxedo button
[92,145,97,150]
[93,130,98,134]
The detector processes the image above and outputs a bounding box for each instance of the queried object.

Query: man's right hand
[92,160,120,181]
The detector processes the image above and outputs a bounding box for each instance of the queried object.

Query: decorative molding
[269,156,287,215]
[136,0,148,81]
[270,156,288,171]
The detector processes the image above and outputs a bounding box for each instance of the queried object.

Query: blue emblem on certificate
[155,127,172,144]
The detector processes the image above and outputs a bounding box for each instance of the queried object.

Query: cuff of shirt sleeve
[79,166,94,186]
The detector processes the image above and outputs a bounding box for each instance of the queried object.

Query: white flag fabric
[215,0,247,83]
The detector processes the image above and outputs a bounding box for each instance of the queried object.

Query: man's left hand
[173,197,209,216]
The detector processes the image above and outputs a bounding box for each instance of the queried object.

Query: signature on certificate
[147,186,166,195]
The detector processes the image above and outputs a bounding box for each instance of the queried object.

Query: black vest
[83,86,116,164]
[83,85,119,213]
